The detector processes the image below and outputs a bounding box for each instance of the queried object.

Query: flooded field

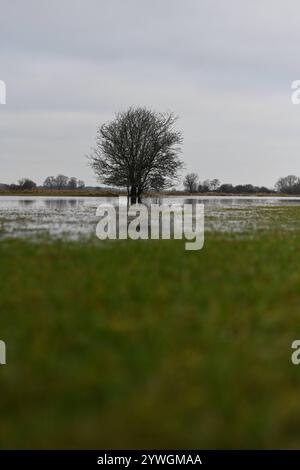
[1,195,300,239]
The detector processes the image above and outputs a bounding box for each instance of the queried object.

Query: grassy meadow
[1,207,300,448]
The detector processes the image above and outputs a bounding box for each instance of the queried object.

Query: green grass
[1,230,300,448]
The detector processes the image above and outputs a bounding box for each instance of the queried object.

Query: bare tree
[88,107,183,203]
[275,175,300,194]
[210,178,220,191]
[198,179,210,193]
[77,179,85,189]
[18,178,37,190]
[68,177,78,189]
[183,173,198,193]
[55,174,69,189]
[43,176,56,188]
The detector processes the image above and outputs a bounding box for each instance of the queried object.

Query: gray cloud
[0,0,300,186]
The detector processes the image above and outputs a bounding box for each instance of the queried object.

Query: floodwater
[1,195,300,239]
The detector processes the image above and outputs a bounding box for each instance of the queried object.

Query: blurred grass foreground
[1,209,300,448]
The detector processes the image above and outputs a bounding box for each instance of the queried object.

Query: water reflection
[43,199,84,209]
[18,200,35,207]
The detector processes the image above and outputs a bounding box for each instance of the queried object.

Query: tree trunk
[130,186,137,204]
[137,187,142,203]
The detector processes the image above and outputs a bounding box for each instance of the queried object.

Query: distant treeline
[1,175,85,191]
[183,174,273,194]
[43,175,85,190]
[3,173,300,195]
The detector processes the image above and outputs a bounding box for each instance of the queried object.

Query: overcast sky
[1,0,300,187]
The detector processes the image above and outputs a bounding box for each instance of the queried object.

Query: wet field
[1,195,300,239]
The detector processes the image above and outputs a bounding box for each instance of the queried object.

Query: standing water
[0,195,300,239]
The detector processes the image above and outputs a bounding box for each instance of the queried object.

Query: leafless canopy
[88,107,183,202]
[183,173,199,193]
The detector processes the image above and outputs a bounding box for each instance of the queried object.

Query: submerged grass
[1,210,300,448]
